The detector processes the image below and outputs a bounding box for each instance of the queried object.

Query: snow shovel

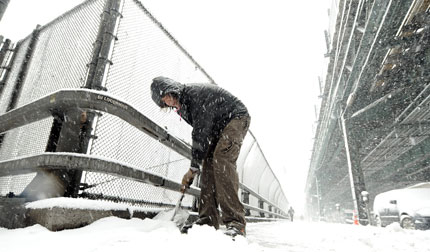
[153,192,189,228]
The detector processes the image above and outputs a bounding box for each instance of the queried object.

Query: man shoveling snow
[150,76,250,238]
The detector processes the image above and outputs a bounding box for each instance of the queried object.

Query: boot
[224,223,246,238]
[180,216,212,233]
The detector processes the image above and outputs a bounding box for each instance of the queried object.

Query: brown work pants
[199,116,250,230]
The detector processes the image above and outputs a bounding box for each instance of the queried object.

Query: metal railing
[0,0,289,219]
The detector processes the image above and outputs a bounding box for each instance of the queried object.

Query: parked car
[373,182,430,230]
[343,209,354,224]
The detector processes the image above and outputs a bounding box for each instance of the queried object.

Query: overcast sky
[0,0,331,213]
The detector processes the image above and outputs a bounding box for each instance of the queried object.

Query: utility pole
[341,115,369,225]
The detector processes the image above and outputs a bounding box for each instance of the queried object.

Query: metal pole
[315,177,321,220]
[241,190,250,216]
[85,0,123,90]
[268,205,273,218]
[335,203,341,223]
[341,115,369,225]
[0,38,10,65]
[258,200,265,217]
[0,0,10,22]
[68,0,124,196]
[6,25,40,112]
[0,38,12,97]
[0,38,16,151]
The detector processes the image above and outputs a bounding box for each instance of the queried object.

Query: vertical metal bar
[268,205,273,218]
[85,0,123,90]
[241,190,250,216]
[56,110,90,197]
[0,39,17,151]
[22,110,86,200]
[0,38,12,98]
[315,177,321,220]
[6,25,41,112]
[67,0,123,196]
[341,115,369,225]
[0,38,10,65]
[318,76,323,95]
[324,30,331,53]
[258,200,265,217]
[0,0,10,22]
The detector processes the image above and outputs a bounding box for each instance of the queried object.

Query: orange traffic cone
[353,211,359,225]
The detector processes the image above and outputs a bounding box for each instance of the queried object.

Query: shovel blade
[153,208,176,221]
[172,208,189,226]
[153,193,189,227]
[153,207,190,227]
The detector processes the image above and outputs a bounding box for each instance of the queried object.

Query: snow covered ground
[1,217,429,252]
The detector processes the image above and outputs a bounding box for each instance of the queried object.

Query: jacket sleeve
[190,115,215,170]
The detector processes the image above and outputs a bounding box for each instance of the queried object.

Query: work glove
[181,167,200,193]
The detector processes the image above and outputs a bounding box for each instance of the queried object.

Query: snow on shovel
[153,192,189,228]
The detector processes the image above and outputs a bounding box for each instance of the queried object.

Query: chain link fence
[0,0,106,195]
[0,0,288,217]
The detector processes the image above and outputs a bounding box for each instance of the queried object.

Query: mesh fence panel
[0,39,31,115]
[15,0,105,104]
[0,0,105,195]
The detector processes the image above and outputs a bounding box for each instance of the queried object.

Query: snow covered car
[343,210,354,224]
[373,183,430,230]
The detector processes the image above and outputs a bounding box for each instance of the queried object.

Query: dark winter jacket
[151,76,249,169]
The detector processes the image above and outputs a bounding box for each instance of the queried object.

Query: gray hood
[150,76,183,108]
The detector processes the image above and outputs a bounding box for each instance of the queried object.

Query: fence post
[258,200,265,217]
[85,0,122,90]
[0,38,14,148]
[6,25,40,112]
[0,0,9,22]
[66,0,123,197]
[241,190,250,216]
[0,38,17,99]
[0,37,11,70]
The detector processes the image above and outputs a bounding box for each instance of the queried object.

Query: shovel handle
[170,192,185,221]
